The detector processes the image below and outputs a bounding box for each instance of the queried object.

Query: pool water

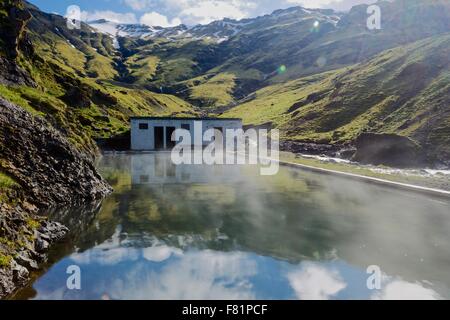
[12,153,450,300]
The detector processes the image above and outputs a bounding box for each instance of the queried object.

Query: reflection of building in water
[131,117,242,151]
[131,153,242,185]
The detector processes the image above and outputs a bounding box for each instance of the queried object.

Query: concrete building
[130,117,243,151]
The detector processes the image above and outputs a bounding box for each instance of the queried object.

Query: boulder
[352,133,424,167]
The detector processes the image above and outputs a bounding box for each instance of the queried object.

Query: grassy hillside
[223,34,450,163]
[0,0,449,165]
[119,0,449,111]
[0,1,196,156]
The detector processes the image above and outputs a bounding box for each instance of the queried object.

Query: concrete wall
[131,118,243,151]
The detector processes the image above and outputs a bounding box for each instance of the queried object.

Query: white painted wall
[130,118,243,151]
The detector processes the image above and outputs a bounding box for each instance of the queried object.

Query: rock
[12,261,29,283]
[352,133,424,168]
[0,97,112,208]
[0,97,111,298]
[35,238,49,253]
[0,56,36,86]
[0,1,32,60]
[62,86,92,108]
[15,251,39,270]
[338,148,356,160]
[280,140,342,157]
[38,221,69,242]
[92,89,118,106]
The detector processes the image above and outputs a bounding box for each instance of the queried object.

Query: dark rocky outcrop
[60,80,118,109]
[0,202,68,297]
[0,0,32,60]
[96,131,131,151]
[352,133,424,168]
[0,0,36,86]
[0,56,35,86]
[0,97,112,297]
[0,97,112,208]
[280,140,343,157]
[61,86,92,109]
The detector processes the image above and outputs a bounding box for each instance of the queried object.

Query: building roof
[130,116,242,121]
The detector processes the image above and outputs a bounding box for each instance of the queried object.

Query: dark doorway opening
[154,127,164,150]
[166,127,176,149]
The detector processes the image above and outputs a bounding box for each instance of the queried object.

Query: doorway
[166,127,176,149]
[154,127,164,150]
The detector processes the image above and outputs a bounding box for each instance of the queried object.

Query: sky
[28,0,379,27]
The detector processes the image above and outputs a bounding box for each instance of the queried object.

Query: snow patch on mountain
[88,6,342,42]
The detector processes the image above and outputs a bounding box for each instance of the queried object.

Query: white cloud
[286,0,378,11]
[371,280,442,300]
[118,0,382,27]
[140,11,182,27]
[287,263,347,300]
[81,10,138,24]
[142,246,183,262]
[124,0,154,11]
[179,1,247,25]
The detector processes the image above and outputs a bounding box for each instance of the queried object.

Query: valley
[0,0,449,299]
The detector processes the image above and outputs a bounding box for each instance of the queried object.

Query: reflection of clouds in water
[125,250,257,300]
[142,246,183,262]
[287,263,346,300]
[36,245,257,300]
[71,226,142,266]
[33,239,445,300]
[372,280,441,300]
[71,247,140,266]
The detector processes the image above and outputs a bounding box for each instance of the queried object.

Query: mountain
[223,33,450,164]
[1,0,449,298]
[1,0,196,155]
[0,0,449,161]
[88,19,157,40]
[87,7,340,43]
[113,0,449,109]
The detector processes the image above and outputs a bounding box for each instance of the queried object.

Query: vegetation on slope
[223,34,450,164]
[0,1,197,156]
[118,0,450,112]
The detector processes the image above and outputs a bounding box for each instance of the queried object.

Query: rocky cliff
[0,97,112,297]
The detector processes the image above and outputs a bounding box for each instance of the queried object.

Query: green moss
[0,237,16,249]
[26,218,41,230]
[0,254,12,268]
[0,172,18,190]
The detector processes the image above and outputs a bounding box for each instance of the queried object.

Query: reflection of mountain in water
[39,153,450,299]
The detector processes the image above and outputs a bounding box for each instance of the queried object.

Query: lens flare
[277,65,287,74]
[310,20,320,33]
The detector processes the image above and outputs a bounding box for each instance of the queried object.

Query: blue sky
[28,0,377,27]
